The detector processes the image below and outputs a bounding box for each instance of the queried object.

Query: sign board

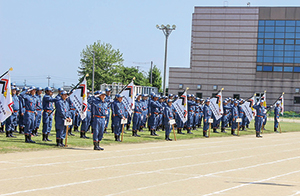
[208,118,214,123]
[121,118,128,124]
[64,119,73,126]
[169,119,176,125]
[236,118,242,123]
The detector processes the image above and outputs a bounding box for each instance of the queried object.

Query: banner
[248,94,256,117]
[0,72,13,122]
[173,90,188,123]
[241,101,253,122]
[279,93,284,115]
[259,91,267,107]
[69,77,87,120]
[209,89,223,120]
[120,80,135,115]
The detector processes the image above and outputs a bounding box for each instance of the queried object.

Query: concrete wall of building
[169,6,300,112]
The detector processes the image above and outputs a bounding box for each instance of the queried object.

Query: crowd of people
[1,84,282,151]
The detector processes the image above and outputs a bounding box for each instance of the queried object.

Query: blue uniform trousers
[35,110,42,129]
[113,116,122,136]
[141,111,147,127]
[187,112,194,128]
[132,113,142,131]
[5,112,18,131]
[42,111,53,134]
[165,123,171,136]
[255,116,263,133]
[274,117,279,128]
[55,125,66,139]
[92,117,105,142]
[24,112,35,134]
[105,110,110,128]
[194,112,200,127]
[81,111,91,132]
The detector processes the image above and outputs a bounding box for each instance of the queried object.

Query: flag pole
[172,124,177,141]
[69,74,89,94]
[0,67,13,79]
[118,77,135,94]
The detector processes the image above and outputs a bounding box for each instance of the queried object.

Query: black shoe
[135,131,140,137]
[231,130,237,136]
[153,131,159,136]
[117,135,121,142]
[150,130,154,136]
[168,137,172,141]
[6,131,11,137]
[61,139,65,147]
[46,134,52,141]
[103,128,107,134]
[80,132,83,138]
[83,132,89,139]
[98,142,104,150]
[25,135,30,143]
[28,135,36,143]
[68,130,75,136]
[132,131,135,136]
[126,125,131,131]
[114,134,118,141]
[42,134,47,141]
[187,129,193,134]
[56,139,62,146]
[74,126,79,132]
[213,129,219,133]
[94,142,101,150]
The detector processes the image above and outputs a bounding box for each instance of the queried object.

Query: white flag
[69,77,88,120]
[173,90,188,123]
[209,89,223,120]
[241,101,253,122]
[279,94,284,115]
[0,72,13,122]
[120,80,135,115]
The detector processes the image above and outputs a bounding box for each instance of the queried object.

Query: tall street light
[156,24,176,96]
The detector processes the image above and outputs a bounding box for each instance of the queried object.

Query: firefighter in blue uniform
[157,96,164,132]
[113,94,126,142]
[5,87,19,138]
[194,98,201,130]
[18,86,28,134]
[91,91,107,150]
[163,99,174,141]
[221,100,231,133]
[274,102,281,133]
[104,88,112,133]
[80,90,91,139]
[253,100,265,138]
[186,94,196,134]
[149,94,162,136]
[231,100,239,136]
[203,98,212,138]
[23,86,38,143]
[42,87,58,141]
[67,96,76,136]
[238,99,245,131]
[33,87,43,136]
[132,94,142,137]
[140,94,149,131]
[54,91,71,146]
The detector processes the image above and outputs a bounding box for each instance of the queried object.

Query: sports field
[1,131,300,196]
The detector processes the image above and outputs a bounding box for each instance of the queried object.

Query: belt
[239,112,244,113]
[257,115,264,118]
[135,112,142,114]
[94,115,106,118]
[26,110,35,113]
[154,112,158,115]
[14,110,18,112]
[87,110,90,112]
[70,108,75,110]
[189,110,194,112]
[44,110,52,113]
[36,109,42,111]
[195,112,199,113]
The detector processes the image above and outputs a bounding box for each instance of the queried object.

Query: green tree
[148,64,162,92]
[78,40,124,90]
[118,66,150,86]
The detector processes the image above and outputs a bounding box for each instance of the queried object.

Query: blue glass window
[286,33,295,38]
[258,21,265,26]
[296,32,300,38]
[275,26,285,32]
[276,21,285,26]
[275,39,284,44]
[257,50,263,56]
[274,51,284,56]
[274,66,283,72]
[257,57,263,62]
[295,58,300,63]
[286,26,296,32]
[296,40,300,45]
[297,21,300,26]
[294,67,300,72]
[264,57,273,63]
[285,51,294,57]
[295,51,300,56]
[275,33,284,38]
[296,27,300,32]
[258,32,264,38]
[264,51,274,56]
[257,45,264,50]
[275,45,284,50]
[285,45,295,50]
[266,26,275,32]
[264,45,274,50]
[258,26,265,32]
[263,66,273,71]
[265,39,274,44]
[266,20,275,26]
[284,67,293,72]
[274,57,284,63]
[286,39,295,44]
[296,45,300,50]
[258,39,264,44]
[284,58,294,63]
[286,21,296,26]
[257,66,263,71]
[265,33,275,38]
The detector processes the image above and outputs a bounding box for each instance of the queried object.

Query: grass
[0,119,299,153]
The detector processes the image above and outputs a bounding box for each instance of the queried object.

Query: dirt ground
[0,132,300,196]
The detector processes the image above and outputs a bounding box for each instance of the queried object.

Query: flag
[0,72,13,123]
[120,80,135,115]
[259,91,267,107]
[248,93,256,117]
[210,89,223,120]
[279,93,284,115]
[69,77,88,120]
[241,101,253,122]
[173,90,188,123]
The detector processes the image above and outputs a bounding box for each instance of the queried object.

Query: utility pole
[24,79,26,87]
[46,75,51,87]
[150,61,153,85]
[92,51,95,95]
[156,24,176,95]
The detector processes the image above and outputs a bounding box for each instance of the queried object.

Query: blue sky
[0,0,299,89]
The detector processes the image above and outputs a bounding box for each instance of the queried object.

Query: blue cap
[94,91,100,95]
[205,98,210,103]
[105,88,111,92]
[223,100,227,103]
[168,94,173,97]
[36,87,43,91]
[234,100,239,104]
[115,94,123,98]
[260,100,264,103]
[191,94,195,97]
[11,82,16,86]
[276,101,280,105]
[11,86,16,90]
[136,93,141,97]
[16,87,20,91]
[61,91,68,95]
[142,94,149,97]
[187,94,191,98]
[28,86,36,91]
[174,95,178,98]
[58,87,64,91]
[22,86,28,91]
[150,92,155,96]
[99,91,106,95]
[45,87,53,91]
[167,99,173,103]
[200,98,204,101]
[159,96,164,99]
[87,89,90,93]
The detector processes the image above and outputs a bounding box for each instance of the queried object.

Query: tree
[118,66,150,86]
[78,40,124,90]
[148,64,162,92]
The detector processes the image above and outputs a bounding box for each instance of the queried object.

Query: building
[169,6,300,112]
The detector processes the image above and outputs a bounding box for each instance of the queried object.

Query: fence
[99,83,158,96]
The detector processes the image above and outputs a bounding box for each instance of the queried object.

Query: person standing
[5,87,19,138]
[113,94,126,142]
[274,102,281,133]
[253,100,265,138]
[54,91,72,146]
[132,94,142,137]
[203,99,212,138]
[163,99,174,141]
[33,87,43,136]
[149,94,162,136]
[91,91,107,150]
[80,90,91,139]
[140,94,149,131]
[231,100,239,136]
[104,88,112,134]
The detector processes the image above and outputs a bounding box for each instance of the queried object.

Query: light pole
[156,24,176,96]
[92,51,95,95]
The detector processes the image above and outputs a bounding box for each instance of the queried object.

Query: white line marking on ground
[203,170,300,196]
[290,191,300,196]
